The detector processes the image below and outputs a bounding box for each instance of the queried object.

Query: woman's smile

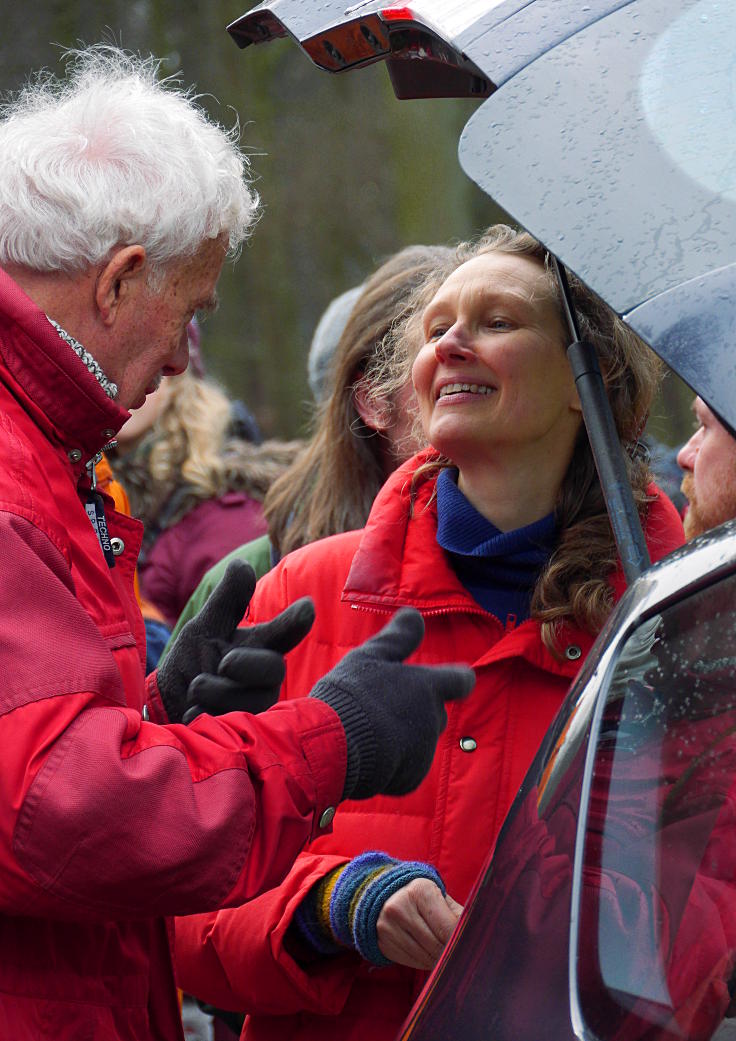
[436,381,496,401]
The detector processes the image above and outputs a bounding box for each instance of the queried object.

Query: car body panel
[456,0,635,89]
[228,1,634,96]
[397,525,736,1041]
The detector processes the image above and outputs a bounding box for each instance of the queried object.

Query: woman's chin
[427,419,488,462]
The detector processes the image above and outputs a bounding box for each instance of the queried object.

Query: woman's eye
[427,326,447,342]
[486,317,512,330]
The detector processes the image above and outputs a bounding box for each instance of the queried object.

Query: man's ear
[95,245,147,326]
[353,376,391,433]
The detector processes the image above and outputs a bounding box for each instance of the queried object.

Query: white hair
[0,45,259,274]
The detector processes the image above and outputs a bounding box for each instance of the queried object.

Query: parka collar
[0,267,129,465]
[343,448,471,612]
[343,448,595,679]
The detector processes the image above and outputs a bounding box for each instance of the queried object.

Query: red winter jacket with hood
[174,448,685,1041]
[0,267,346,1041]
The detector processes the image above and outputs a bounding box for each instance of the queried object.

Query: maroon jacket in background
[139,492,268,628]
[0,266,346,1041]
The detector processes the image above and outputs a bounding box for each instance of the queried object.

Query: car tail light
[380,6,416,20]
[301,15,390,71]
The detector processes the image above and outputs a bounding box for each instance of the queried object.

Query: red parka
[0,268,346,1040]
[174,449,685,1041]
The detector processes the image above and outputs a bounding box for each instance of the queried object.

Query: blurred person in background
[174,225,685,1041]
[0,44,476,1041]
[643,433,687,518]
[111,319,299,645]
[164,243,455,646]
[306,283,365,403]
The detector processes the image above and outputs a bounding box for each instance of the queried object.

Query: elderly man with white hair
[0,46,473,1040]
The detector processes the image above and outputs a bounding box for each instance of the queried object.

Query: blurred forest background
[0,1,693,446]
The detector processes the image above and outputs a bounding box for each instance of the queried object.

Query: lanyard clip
[85,455,114,568]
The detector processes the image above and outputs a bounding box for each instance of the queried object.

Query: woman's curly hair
[264,243,455,556]
[366,225,662,653]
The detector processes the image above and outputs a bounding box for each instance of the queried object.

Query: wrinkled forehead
[695,396,736,441]
[425,251,554,317]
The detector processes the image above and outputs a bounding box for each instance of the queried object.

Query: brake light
[380,7,416,21]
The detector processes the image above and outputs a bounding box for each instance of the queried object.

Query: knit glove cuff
[311,681,376,800]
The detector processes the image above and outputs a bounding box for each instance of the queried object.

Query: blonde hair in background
[114,370,301,537]
[147,372,234,500]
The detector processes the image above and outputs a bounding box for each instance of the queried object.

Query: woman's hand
[376,878,463,970]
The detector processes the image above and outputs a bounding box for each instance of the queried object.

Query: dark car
[229,3,736,1038]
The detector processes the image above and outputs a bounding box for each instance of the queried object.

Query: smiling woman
[173,226,686,1041]
[412,250,581,530]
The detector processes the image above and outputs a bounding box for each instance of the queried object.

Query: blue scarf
[435,467,557,627]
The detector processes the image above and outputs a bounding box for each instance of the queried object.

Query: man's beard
[681,471,736,539]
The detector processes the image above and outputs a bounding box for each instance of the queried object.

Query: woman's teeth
[438,383,494,398]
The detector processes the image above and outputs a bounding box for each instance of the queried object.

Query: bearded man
[677,397,736,538]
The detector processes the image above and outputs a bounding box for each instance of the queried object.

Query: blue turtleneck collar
[435,467,558,626]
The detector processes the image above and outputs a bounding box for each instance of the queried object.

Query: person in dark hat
[677,396,736,538]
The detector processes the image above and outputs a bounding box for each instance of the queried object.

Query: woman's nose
[434,324,474,363]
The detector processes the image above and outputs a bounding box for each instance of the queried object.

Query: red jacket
[174,449,685,1041]
[0,267,346,1041]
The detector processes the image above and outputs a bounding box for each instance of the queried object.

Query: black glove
[156,560,315,724]
[309,607,475,800]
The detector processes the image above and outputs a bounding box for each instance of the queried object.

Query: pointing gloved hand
[156,559,315,724]
[309,607,475,800]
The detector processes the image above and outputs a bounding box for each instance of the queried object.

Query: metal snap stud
[68,448,83,463]
[110,537,125,556]
[459,736,477,752]
[565,645,582,661]
[319,807,336,828]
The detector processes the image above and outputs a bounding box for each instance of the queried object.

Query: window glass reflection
[641,1,736,202]
[579,573,736,1041]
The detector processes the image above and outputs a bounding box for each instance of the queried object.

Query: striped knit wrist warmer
[293,851,445,967]
[292,867,345,956]
[351,860,446,965]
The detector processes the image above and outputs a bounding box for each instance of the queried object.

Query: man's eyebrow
[693,398,708,421]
